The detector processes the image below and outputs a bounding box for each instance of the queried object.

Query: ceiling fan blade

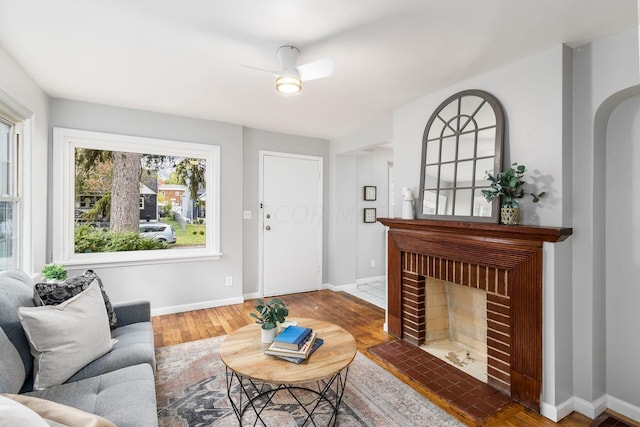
[240,63,279,76]
[297,57,335,82]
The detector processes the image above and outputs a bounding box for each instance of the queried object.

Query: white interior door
[260,152,322,296]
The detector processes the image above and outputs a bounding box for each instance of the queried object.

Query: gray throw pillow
[0,327,25,393]
[18,282,114,390]
[33,270,117,329]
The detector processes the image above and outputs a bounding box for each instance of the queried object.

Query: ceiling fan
[247,45,335,95]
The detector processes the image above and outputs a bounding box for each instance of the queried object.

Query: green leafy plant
[41,263,68,281]
[249,298,288,330]
[481,163,545,208]
[74,225,167,252]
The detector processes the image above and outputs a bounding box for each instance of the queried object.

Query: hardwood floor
[152,289,593,426]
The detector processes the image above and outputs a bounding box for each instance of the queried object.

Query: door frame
[258,150,323,297]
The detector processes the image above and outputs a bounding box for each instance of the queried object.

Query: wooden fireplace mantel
[378,218,572,412]
[378,218,572,244]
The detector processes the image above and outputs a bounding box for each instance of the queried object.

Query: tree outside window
[53,128,220,266]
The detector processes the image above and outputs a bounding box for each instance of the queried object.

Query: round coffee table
[220,318,357,426]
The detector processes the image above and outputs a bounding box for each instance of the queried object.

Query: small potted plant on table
[41,263,68,283]
[250,298,289,343]
[481,163,545,225]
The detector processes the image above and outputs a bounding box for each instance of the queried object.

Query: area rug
[155,336,464,426]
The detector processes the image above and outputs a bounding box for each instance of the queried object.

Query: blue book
[273,326,312,350]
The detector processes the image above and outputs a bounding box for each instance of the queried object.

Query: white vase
[261,327,277,344]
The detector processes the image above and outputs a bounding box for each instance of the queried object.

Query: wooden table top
[220,318,357,384]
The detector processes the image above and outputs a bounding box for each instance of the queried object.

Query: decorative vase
[401,187,415,219]
[501,207,520,225]
[261,327,277,344]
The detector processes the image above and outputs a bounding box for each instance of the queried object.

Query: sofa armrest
[113,300,150,327]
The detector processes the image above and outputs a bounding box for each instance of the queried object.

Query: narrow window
[0,118,20,271]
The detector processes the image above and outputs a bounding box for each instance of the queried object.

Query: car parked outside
[139,223,177,244]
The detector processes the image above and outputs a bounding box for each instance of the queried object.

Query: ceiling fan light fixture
[275,76,302,95]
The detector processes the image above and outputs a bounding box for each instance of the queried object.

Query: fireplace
[379,218,572,411]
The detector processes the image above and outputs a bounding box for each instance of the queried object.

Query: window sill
[58,250,222,269]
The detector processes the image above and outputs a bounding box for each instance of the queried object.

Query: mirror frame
[417,89,504,222]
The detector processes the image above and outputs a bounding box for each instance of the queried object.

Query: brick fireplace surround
[379,218,572,412]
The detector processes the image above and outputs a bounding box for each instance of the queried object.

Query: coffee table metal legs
[225,366,349,426]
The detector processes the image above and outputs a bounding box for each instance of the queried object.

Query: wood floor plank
[152,289,592,426]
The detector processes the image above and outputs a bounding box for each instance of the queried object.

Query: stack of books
[264,325,323,364]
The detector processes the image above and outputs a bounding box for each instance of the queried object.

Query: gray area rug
[155,336,463,426]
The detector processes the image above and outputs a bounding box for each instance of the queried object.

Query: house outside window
[53,128,221,267]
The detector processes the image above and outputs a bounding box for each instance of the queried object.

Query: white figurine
[402,187,415,219]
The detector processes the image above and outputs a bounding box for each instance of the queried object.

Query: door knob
[265,225,271,231]
[266,214,271,219]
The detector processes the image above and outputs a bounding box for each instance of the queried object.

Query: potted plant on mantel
[250,298,289,343]
[481,163,545,225]
[41,263,68,283]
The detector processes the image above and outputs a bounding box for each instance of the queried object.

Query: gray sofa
[0,270,158,427]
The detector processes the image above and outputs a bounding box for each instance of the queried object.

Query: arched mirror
[417,89,504,222]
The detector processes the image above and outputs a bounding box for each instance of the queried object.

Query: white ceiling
[0,0,636,140]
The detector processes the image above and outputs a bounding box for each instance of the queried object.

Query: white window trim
[0,88,32,273]
[52,127,221,268]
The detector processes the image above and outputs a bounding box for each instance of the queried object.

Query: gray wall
[356,148,392,278]
[241,127,329,296]
[0,44,50,276]
[571,27,640,420]
[329,119,393,287]
[604,94,640,410]
[49,99,245,311]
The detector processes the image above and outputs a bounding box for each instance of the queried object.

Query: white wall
[49,99,244,313]
[241,127,329,296]
[0,45,49,276]
[604,94,640,414]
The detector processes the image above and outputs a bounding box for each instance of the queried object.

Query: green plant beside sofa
[0,270,158,427]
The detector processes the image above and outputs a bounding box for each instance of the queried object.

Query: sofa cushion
[3,394,116,427]
[0,394,49,427]
[68,322,156,382]
[25,364,158,427]
[18,282,114,390]
[34,270,118,329]
[0,270,36,380]
[0,328,25,394]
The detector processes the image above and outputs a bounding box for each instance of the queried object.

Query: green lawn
[161,217,206,247]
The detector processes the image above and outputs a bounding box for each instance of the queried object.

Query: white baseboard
[151,296,244,316]
[607,395,640,422]
[243,291,260,300]
[541,397,575,422]
[325,282,357,292]
[574,394,608,419]
[355,275,386,285]
[542,393,639,424]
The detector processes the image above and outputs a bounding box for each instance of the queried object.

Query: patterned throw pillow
[33,270,118,329]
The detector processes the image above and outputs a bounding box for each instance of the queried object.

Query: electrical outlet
[225,276,233,287]
[371,259,376,268]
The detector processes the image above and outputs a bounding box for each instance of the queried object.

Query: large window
[53,128,220,267]
[0,118,19,271]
